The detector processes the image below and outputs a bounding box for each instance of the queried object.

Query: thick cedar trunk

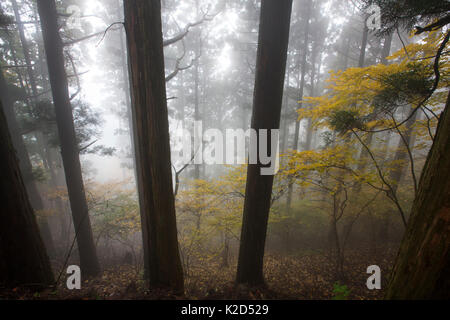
[236,0,293,286]
[0,100,54,288]
[37,0,100,277]
[385,90,450,299]
[124,0,184,292]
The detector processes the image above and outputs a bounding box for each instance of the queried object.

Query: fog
[0,0,447,300]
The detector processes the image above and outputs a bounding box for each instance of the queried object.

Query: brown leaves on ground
[0,247,396,300]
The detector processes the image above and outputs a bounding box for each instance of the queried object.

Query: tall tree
[0,99,54,289]
[9,0,55,255]
[385,90,450,299]
[286,0,311,215]
[37,0,100,277]
[0,67,55,255]
[236,0,293,286]
[124,0,184,293]
[292,0,311,152]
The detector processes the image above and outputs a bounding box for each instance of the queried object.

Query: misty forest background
[0,0,449,300]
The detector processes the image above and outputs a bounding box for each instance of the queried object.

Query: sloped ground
[0,247,396,300]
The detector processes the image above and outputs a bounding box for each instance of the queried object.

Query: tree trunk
[286,0,311,214]
[124,0,184,293]
[0,99,54,289]
[292,0,311,152]
[11,0,56,255]
[303,36,319,152]
[11,0,39,97]
[385,90,450,299]
[193,0,202,180]
[236,0,293,286]
[0,68,55,257]
[37,0,100,277]
[116,0,137,184]
[358,21,369,68]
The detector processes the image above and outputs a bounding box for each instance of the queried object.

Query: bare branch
[165,40,201,82]
[163,9,218,47]
[79,139,98,153]
[63,23,123,47]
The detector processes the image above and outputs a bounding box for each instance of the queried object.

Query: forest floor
[0,247,397,300]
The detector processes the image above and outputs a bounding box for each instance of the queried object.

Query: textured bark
[236,0,293,286]
[37,0,100,277]
[385,90,450,299]
[0,99,54,289]
[124,0,184,292]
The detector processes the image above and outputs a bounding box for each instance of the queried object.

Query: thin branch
[351,129,407,226]
[66,53,81,101]
[96,22,124,47]
[165,39,201,82]
[63,23,122,46]
[79,139,98,152]
[163,9,219,47]
[361,30,450,135]
[390,114,418,195]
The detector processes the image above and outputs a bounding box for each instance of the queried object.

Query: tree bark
[385,90,450,299]
[124,0,184,293]
[236,0,293,286]
[0,99,54,289]
[37,0,100,277]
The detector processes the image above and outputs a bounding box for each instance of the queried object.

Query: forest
[0,0,449,301]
